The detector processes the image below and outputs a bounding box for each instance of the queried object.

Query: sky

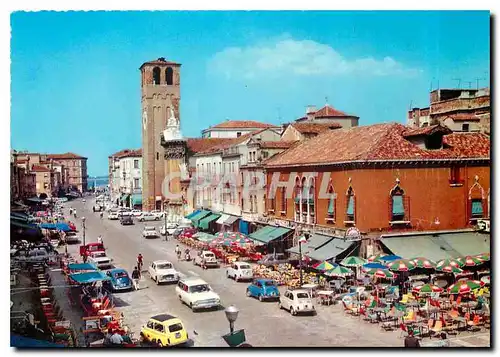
[10,11,490,176]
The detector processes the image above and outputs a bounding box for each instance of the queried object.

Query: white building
[201,120,281,138]
[109,149,142,208]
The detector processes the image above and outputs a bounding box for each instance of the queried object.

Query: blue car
[246,279,280,302]
[105,268,133,292]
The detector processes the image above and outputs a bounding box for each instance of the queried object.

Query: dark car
[120,215,134,225]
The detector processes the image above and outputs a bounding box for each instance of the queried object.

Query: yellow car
[140,314,189,347]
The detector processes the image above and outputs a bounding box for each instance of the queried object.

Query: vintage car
[160,223,178,236]
[120,215,134,225]
[257,253,295,267]
[107,211,119,220]
[138,212,160,222]
[193,251,219,269]
[279,289,316,316]
[142,226,159,239]
[131,209,143,217]
[180,228,197,239]
[65,232,81,244]
[87,251,112,270]
[150,210,166,219]
[105,268,132,291]
[226,262,253,282]
[140,314,189,347]
[80,242,106,260]
[175,277,221,312]
[246,279,280,302]
[148,260,179,285]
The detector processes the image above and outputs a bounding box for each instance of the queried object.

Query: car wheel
[235,276,239,282]
[246,289,251,297]
[155,217,159,221]
[155,276,159,285]
[226,271,230,279]
[278,302,283,310]
[259,294,264,302]
[290,307,297,316]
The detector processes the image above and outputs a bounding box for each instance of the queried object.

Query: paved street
[62,198,490,348]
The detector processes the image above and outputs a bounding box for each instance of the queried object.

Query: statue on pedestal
[163,107,182,141]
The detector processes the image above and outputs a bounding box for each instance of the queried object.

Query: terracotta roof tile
[47,152,87,160]
[290,122,342,135]
[402,124,452,138]
[313,105,353,118]
[140,58,181,68]
[186,138,234,154]
[31,165,51,172]
[446,113,481,121]
[209,120,279,129]
[259,141,297,149]
[196,131,263,155]
[265,123,490,167]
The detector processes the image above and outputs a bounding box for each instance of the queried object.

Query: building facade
[295,104,359,128]
[408,87,490,134]
[140,57,181,211]
[201,120,281,138]
[108,149,142,207]
[264,123,490,252]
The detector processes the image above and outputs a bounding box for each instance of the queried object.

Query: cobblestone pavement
[62,198,490,348]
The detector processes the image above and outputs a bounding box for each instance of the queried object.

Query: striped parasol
[324,265,353,277]
[367,253,388,262]
[365,268,395,279]
[475,252,490,261]
[340,256,366,267]
[436,258,464,269]
[215,231,247,240]
[410,257,436,269]
[448,280,483,295]
[457,255,485,267]
[412,283,443,295]
[386,259,416,272]
[231,236,255,247]
[435,264,463,274]
[312,261,337,272]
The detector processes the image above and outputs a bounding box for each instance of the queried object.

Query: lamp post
[225,305,239,335]
[82,217,86,246]
[298,233,309,287]
[164,202,168,241]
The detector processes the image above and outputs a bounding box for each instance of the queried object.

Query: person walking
[131,266,140,290]
[137,253,144,274]
[97,235,103,244]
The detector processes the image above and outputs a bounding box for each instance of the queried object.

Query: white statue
[142,109,148,130]
[179,163,189,179]
[167,107,179,127]
[163,107,182,141]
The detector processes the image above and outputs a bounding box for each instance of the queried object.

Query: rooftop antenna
[466,81,473,89]
[475,77,486,90]
[429,80,433,92]
[409,100,413,110]
[452,78,461,89]
[325,96,329,105]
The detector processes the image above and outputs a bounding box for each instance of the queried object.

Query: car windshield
[189,284,210,293]
[145,227,155,231]
[239,264,251,270]
[89,245,104,251]
[204,253,215,258]
[168,323,183,333]
[263,281,276,287]
[157,263,172,270]
[93,252,106,258]
[296,292,310,299]
[114,271,128,278]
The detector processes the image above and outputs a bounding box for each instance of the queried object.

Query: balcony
[222,147,240,157]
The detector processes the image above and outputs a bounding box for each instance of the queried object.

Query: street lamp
[224,305,239,334]
[82,216,86,246]
[298,233,309,287]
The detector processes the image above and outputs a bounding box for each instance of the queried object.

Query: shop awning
[27,197,44,203]
[190,210,211,225]
[55,222,72,232]
[193,232,217,242]
[69,271,110,284]
[11,220,40,231]
[249,226,292,244]
[288,233,334,255]
[216,214,229,224]
[186,210,201,219]
[11,334,65,348]
[131,194,142,205]
[68,263,98,271]
[199,214,221,230]
[120,194,130,203]
[380,231,490,262]
[306,238,357,262]
[224,215,240,226]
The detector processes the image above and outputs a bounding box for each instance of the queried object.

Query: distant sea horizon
[88,176,109,188]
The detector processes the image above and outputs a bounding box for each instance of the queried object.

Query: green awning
[249,225,276,241]
[250,226,292,244]
[120,194,130,203]
[380,231,490,262]
[288,233,334,255]
[306,238,357,261]
[392,196,404,215]
[190,210,211,226]
[131,194,142,205]
[199,214,221,230]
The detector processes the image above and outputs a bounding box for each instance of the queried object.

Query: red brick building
[264,123,490,235]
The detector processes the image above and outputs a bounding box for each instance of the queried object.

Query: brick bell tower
[140,57,181,211]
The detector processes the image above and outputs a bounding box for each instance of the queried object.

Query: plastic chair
[430,320,443,336]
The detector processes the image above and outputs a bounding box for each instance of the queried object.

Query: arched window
[152,67,161,85]
[308,177,315,224]
[390,183,406,222]
[468,175,485,221]
[166,67,173,85]
[301,177,307,222]
[345,186,355,223]
[326,185,335,223]
[293,177,301,222]
[280,187,286,213]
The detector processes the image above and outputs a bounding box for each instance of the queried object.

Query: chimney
[306,105,316,121]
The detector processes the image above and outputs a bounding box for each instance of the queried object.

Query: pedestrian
[108,329,124,345]
[97,235,103,244]
[404,329,420,348]
[131,266,140,290]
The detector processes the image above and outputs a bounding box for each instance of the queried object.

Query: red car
[79,242,105,259]
[180,228,197,238]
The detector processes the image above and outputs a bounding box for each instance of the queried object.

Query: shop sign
[345,227,361,241]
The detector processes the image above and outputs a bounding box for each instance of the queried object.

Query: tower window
[153,67,161,85]
[462,123,470,132]
[166,67,173,85]
[156,152,159,160]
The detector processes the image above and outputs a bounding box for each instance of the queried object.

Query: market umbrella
[448,280,483,295]
[379,255,402,262]
[435,264,463,274]
[475,252,490,261]
[412,283,443,295]
[458,255,485,267]
[362,262,388,270]
[312,261,337,272]
[340,256,366,267]
[365,268,395,279]
[324,265,353,277]
[231,236,254,247]
[410,257,436,269]
[386,259,416,272]
[480,275,490,285]
[367,253,388,262]
[436,258,463,269]
[216,231,247,240]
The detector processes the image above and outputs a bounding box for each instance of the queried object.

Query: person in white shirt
[109,330,124,345]
[97,235,103,244]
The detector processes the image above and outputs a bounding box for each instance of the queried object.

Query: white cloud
[209,37,421,80]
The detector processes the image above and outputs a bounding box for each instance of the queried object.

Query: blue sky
[11,11,490,175]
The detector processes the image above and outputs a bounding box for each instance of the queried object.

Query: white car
[87,251,112,270]
[142,226,159,239]
[175,277,221,311]
[108,211,119,220]
[160,223,178,236]
[279,289,316,316]
[138,212,160,222]
[64,232,81,244]
[148,260,179,285]
[193,251,219,269]
[226,262,253,282]
[131,209,143,217]
[150,210,166,219]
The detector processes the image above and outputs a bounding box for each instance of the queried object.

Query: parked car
[226,262,253,282]
[118,209,132,217]
[87,251,112,270]
[120,215,134,225]
[79,242,106,260]
[105,268,132,292]
[257,253,293,266]
[160,223,178,236]
[148,260,179,285]
[151,210,165,219]
[64,232,81,244]
[138,212,159,222]
[193,251,219,269]
[24,249,50,264]
[140,314,189,347]
[246,279,280,302]
[175,277,221,312]
[180,228,197,238]
[142,226,159,239]
[107,211,119,220]
[279,289,316,316]
[131,209,143,217]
